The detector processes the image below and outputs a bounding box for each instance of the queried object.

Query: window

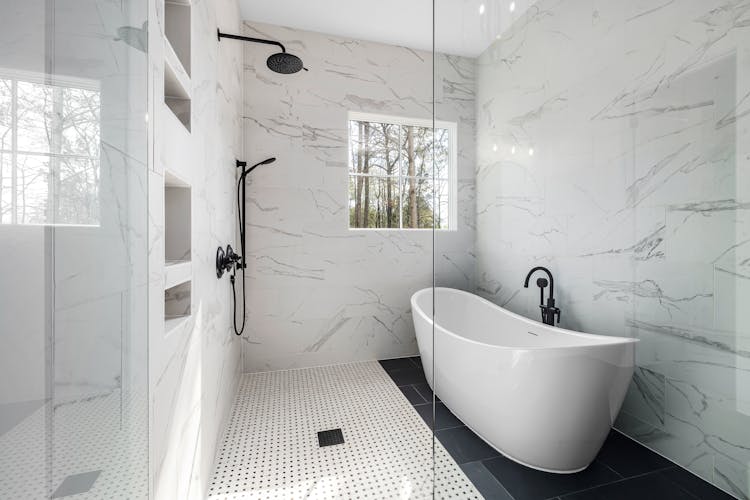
[347,112,456,230]
[0,71,101,226]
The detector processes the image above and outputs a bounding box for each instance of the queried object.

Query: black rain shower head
[218,30,307,74]
[267,52,304,74]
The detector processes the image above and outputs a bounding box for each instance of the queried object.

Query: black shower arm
[217,30,287,53]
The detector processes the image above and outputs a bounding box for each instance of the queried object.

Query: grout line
[465,460,517,500]
[547,467,681,500]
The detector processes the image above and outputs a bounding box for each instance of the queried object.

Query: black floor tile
[437,426,500,464]
[387,367,428,386]
[414,402,463,430]
[482,454,621,500]
[460,461,514,500]
[408,356,422,368]
[659,466,736,500]
[595,430,673,478]
[378,357,416,372]
[413,382,439,402]
[560,469,696,500]
[398,385,427,405]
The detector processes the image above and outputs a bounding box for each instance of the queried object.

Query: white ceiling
[238,0,534,58]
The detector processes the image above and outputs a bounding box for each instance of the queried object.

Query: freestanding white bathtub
[411,287,637,473]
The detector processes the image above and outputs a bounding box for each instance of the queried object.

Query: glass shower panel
[0,0,149,498]
[439,0,749,498]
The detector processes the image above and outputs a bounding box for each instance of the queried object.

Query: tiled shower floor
[207,361,479,499]
[381,357,736,500]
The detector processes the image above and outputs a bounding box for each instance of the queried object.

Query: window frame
[347,111,458,231]
[0,68,101,227]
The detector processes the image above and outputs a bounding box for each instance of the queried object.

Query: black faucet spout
[523,266,560,326]
[524,266,554,300]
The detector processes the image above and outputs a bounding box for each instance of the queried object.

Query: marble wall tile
[242,22,477,372]
[476,0,750,497]
[148,0,243,498]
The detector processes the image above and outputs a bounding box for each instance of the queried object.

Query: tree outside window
[0,72,101,226]
[348,113,456,230]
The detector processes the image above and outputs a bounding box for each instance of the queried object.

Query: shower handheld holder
[216,157,277,336]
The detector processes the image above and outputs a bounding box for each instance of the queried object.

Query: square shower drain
[317,428,344,447]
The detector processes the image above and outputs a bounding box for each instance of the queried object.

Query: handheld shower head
[240,157,276,178]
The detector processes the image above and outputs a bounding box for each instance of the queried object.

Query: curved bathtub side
[410,287,637,473]
[411,289,434,388]
[435,326,634,472]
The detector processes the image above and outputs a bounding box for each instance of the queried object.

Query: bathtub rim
[411,287,638,350]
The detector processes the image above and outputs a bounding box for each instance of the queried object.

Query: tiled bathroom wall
[147,0,244,497]
[474,0,750,497]
[241,22,477,372]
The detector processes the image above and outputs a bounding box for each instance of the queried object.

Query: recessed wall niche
[163,0,192,130]
[164,172,191,264]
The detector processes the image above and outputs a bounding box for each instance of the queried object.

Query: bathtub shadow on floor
[379,357,733,500]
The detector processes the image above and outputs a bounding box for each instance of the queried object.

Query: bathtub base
[452,404,592,474]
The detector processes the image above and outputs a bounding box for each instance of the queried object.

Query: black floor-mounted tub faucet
[523,266,561,326]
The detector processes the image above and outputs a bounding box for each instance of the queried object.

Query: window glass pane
[348,120,400,177]
[0,79,11,151]
[0,151,11,223]
[15,153,49,224]
[349,175,400,228]
[434,178,450,229]
[57,156,99,225]
[16,81,53,153]
[399,125,431,179]
[433,127,450,179]
[61,87,100,157]
[400,176,434,229]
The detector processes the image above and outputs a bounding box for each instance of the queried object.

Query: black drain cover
[317,428,344,447]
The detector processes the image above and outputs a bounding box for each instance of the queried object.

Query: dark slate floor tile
[437,426,500,464]
[414,402,463,430]
[595,431,673,478]
[460,461,514,500]
[399,385,427,405]
[413,382,439,402]
[560,469,695,500]
[408,356,422,368]
[659,466,736,500]
[387,367,428,387]
[379,357,416,373]
[482,455,621,500]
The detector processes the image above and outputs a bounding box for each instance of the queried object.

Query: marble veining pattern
[241,22,477,372]
[474,0,750,497]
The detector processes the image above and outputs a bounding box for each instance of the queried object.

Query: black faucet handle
[555,307,561,324]
[536,278,548,288]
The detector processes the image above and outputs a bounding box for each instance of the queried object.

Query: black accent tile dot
[317,428,344,447]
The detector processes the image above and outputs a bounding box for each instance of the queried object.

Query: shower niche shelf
[163,0,191,131]
[165,281,191,333]
[164,170,192,286]
[164,169,192,331]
